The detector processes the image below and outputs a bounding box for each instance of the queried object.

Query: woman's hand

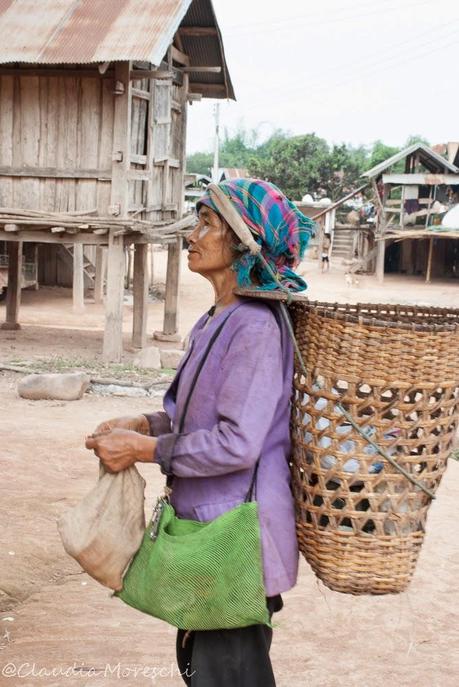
[92,414,150,437]
[85,428,157,473]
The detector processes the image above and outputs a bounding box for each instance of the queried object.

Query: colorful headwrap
[197,178,315,292]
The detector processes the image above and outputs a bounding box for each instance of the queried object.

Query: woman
[85,179,314,686]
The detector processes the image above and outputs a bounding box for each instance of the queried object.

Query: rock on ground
[133,346,161,370]
[18,371,90,401]
[160,348,184,370]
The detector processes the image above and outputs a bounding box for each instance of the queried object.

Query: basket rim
[234,289,459,332]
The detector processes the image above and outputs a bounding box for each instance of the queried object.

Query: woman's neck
[206,269,239,315]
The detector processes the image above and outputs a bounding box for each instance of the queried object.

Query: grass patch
[3,354,168,385]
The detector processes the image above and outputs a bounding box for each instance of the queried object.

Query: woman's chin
[187,255,200,273]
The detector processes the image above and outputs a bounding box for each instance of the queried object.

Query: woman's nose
[187,225,200,245]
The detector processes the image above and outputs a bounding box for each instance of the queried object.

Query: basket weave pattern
[290,301,459,595]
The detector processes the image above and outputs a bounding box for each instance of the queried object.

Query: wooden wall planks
[0,66,186,223]
[0,75,14,207]
[0,72,114,215]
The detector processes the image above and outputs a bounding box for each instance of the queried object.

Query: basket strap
[177,311,233,434]
[253,252,436,500]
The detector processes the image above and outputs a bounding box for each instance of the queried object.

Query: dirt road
[0,252,458,686]
[0,371,458,687]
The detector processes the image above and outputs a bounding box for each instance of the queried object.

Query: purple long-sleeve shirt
[143,297,299,596]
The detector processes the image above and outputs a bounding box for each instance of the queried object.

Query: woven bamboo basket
[289,300,459,595]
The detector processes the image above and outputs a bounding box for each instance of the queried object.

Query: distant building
[218,168,250,181]
[361,143,459,283]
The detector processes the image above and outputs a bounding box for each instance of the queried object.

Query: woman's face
[187,206,235,276]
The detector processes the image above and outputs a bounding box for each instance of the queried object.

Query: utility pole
[212,103,220,183]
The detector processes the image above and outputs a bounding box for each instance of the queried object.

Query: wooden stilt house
[361,143,459,283]
[0,0,234,361]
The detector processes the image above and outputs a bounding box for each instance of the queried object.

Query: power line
[290,28,459,104]
[224,0,432,35]
[240,17,459,109]
[225,0,401,31]
[260,18,458,100]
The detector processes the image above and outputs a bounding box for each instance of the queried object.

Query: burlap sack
[57,462,146,591]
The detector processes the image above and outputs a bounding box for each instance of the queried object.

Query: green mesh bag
[114,497,270,630]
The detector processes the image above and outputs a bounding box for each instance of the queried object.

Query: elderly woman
[86,179,314,687]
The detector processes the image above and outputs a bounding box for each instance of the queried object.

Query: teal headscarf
[198,178,315,291]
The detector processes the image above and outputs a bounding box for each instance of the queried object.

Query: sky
[186,0,459,153]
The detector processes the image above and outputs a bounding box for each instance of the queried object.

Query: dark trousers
[176,595,283,687]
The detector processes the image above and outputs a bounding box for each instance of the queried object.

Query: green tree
[404,134,430,147]
[186,151,213,176]
[323,143,368,199]
[186,127,433,202]
[248,134,367,200]
[219,125,259,167]
[248,133,331,199]
[368,140,400,169]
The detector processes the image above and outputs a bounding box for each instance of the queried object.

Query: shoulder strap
[178,311,233,433]
[166,311,234,489]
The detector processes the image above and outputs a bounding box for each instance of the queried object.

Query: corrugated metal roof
[219,168,249,180]
[179,0,233,98]
[362,143,459,179]
[0,0,234,98]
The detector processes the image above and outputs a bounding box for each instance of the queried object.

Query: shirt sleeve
[142,411,172,437]
[155,316,284,478]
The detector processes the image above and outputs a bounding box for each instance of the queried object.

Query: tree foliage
[187,126,430,201]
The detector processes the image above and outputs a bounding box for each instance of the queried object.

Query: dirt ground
[0,251,458,686]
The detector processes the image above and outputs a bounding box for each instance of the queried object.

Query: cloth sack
[57,462,146,591]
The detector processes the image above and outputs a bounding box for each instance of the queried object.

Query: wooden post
[153,69,186,343]
[132,243,149,348]
[34,244,39,290]
[103,61,131,360]
[1,240,22,330]
[318,222,324,266]
[164,236,182,336]
[375,181,388,283]
[149,244,155,287]
[376,238,386,284]
[110,62,131,217]
[154,236,182,341]
[94,246,105,304]
[125,246,133,289]
[103,231,125,362]
[72,243,85,313]
[425,238,434,283]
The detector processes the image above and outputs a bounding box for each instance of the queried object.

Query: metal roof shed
[0,0,234,361]
[361,144,459,283]
[362,142,459,179]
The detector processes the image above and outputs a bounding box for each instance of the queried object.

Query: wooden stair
[332,229,354,259]
[59,244,96,289]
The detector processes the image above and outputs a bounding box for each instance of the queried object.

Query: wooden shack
[361,143,459,283]
[0,0,234,361]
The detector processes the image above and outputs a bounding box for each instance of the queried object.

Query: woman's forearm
[135,433,158,463]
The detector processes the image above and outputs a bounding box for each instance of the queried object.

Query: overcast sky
[186,0,459,153]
